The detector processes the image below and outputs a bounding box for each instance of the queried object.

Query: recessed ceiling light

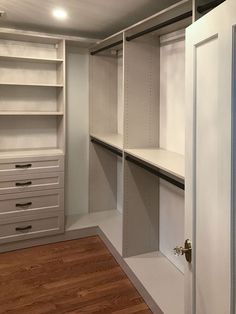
[52,8,68,20]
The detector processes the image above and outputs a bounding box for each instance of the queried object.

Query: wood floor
[0,236,152,314]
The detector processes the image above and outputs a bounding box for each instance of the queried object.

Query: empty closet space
[82,34,124,253]
[122,19,189,314]
[90,34,124,150]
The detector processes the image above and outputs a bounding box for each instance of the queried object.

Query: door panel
[186,1,235,313]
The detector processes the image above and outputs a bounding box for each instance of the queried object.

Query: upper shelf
[0,55,63,64]
[0,82,63,87]
[0,148,64,158]
[90,133,123,151]
[0,111,64,116]
[125,148,185,180]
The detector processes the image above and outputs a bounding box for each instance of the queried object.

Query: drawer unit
[0,189,64,217]
[0,155,64,176]
[0,172,64,195]
[0,211,64,244]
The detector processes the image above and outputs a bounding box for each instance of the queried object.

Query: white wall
[159,31,185,155]
[65,46,89,216]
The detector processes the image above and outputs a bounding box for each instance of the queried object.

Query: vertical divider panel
[123,158,159,257]
[123,32,160,257]
[57,40,66,152]
[124,34,160,149]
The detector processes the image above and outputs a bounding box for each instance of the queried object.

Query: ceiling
[0,0,180,39]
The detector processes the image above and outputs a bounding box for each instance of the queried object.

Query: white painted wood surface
[65,46,89,216]
[185,1,235,313]
[0,172,64,194]
[90,133,123,150]
[126,252,184,314]
[0,209,64,244]
[160,30,185,155]
[66,209,122,254]
[125,148,184,179]
[0,189,64,217]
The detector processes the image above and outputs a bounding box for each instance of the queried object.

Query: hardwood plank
[0,236,152,314]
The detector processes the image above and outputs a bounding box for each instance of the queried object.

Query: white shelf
[66,210,123,255]
[90,133,123,151]
[0,82,63,87]
[0,148,64,158]
[0,111,64,116]
[125,148,185,180]
[0,55,63,64]
[125,251,184,314]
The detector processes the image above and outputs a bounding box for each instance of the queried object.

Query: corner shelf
[0,55,63,64]
[124,148,185,180]
[66,210,123,255]
[90,133,123,151]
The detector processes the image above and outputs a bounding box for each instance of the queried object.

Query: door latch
[174,239,192,263]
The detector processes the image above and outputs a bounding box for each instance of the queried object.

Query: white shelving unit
[0,32,66,243]
[88,2,191,313]
[89,33,124,221]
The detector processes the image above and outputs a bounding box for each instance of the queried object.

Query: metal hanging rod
[126,0,225,42]
[126,11,192,42]
[125,155,185,190]
[197,0,225,14]
[90,40,123,55]
[90,137,123,157]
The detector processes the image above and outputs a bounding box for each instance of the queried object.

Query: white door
[185,1,235,313]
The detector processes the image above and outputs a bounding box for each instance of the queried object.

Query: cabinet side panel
[123,159,159,257]
[66,47,89,215]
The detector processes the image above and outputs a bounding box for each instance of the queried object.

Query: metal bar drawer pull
[15,181,32,187]
[15,164,32,169]
[15,202,32,207]
[15,225,32,231]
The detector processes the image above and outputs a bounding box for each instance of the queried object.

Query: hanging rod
[90,137,123,157]
[126,0,225,42]
[197,0,225,14]
[90,40,123,55]
[125,155,185,190]
[126,11,192,42]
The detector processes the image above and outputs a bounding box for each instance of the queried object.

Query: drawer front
[0,155,64,176]
[0,211,64,244]
[0,172,64,194]
[0,189,64,216]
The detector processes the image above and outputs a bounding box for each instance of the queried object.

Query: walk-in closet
[0,0,235,313]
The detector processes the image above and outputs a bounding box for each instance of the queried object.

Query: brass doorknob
[174,239,192,263]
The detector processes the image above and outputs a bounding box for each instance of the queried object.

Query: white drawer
[0,172,64,194]
[0,189,64,216]
[0,155,64,176]
[0,211,64,244]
